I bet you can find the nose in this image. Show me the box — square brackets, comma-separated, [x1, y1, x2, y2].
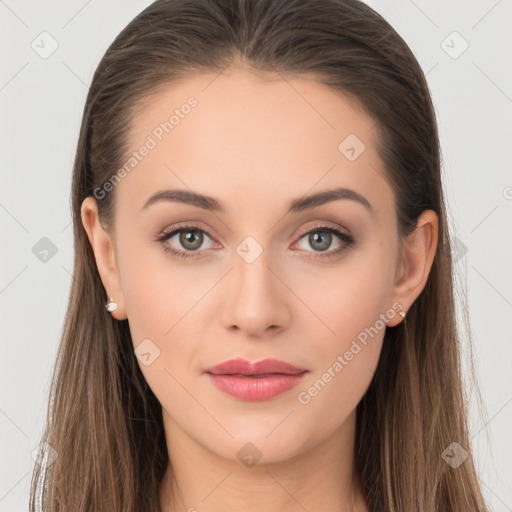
[220, 248, 292, 337]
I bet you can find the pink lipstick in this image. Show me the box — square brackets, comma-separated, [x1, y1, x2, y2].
[204, 358, 308, 401]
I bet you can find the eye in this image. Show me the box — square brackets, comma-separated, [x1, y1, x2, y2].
[156, 223, 218, 259]
[293, 224, 355, 259]
[155, 222, 355, 261]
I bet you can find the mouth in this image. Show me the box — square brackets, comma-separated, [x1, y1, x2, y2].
[204, 358, 308, 401]
[204, 357, 307, 376]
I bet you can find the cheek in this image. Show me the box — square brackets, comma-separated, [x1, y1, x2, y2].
[292, 335, 382, 456]
[116, 238, 216, 394]
[293, 243, 395, 344]
[289, 246, 393, 425]
[116, 234, 204, 339]
[116, 239, 208, 413]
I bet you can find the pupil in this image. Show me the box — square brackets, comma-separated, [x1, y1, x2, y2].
[309, 231, 331, 251]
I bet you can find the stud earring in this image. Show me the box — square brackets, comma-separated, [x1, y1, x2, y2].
[398, 310, 406, 319]
[105, 297, 118, 313]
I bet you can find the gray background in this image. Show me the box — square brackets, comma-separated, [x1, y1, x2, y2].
[1, 0, 511, 510]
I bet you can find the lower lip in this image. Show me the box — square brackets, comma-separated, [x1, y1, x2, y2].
[206, 372, 307, 401]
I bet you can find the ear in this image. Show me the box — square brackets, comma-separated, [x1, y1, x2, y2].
[80, 196, 127, 320]
[387, 209, 438, 327]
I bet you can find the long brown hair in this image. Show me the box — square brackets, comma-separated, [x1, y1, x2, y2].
[30, 0, 489, 510]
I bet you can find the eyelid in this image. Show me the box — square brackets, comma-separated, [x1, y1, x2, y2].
[295, 221, 351, 239]
[159, 221, 218, 242]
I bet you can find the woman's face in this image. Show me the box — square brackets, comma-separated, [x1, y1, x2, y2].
[93, 67, 409, 463]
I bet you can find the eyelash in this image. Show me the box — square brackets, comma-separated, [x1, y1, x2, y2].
[155, 222, 355, 260]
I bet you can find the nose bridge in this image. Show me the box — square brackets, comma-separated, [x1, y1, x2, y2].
[220, 237, 291, 335]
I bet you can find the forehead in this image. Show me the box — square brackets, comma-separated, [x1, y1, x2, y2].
[116, 66, 393, 218]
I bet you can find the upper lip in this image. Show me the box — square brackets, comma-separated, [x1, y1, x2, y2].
[204, 358, 307, 376]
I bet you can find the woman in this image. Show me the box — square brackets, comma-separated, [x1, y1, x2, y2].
[30, 0, 490, 510]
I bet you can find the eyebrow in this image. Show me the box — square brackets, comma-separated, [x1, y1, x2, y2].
[141, 187, 374, 216]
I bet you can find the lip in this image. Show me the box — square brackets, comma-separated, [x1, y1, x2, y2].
[204, 358, 306, 376]
[204, 358, 308, 401]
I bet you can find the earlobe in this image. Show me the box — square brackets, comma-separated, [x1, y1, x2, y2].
[80, 196, 127, 320]
[387, 210, 439, 327]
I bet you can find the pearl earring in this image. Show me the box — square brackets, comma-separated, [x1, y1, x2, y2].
[105, 297, 118, 313]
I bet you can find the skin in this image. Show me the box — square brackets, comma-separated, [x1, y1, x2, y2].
[81, 65, 438, 512]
